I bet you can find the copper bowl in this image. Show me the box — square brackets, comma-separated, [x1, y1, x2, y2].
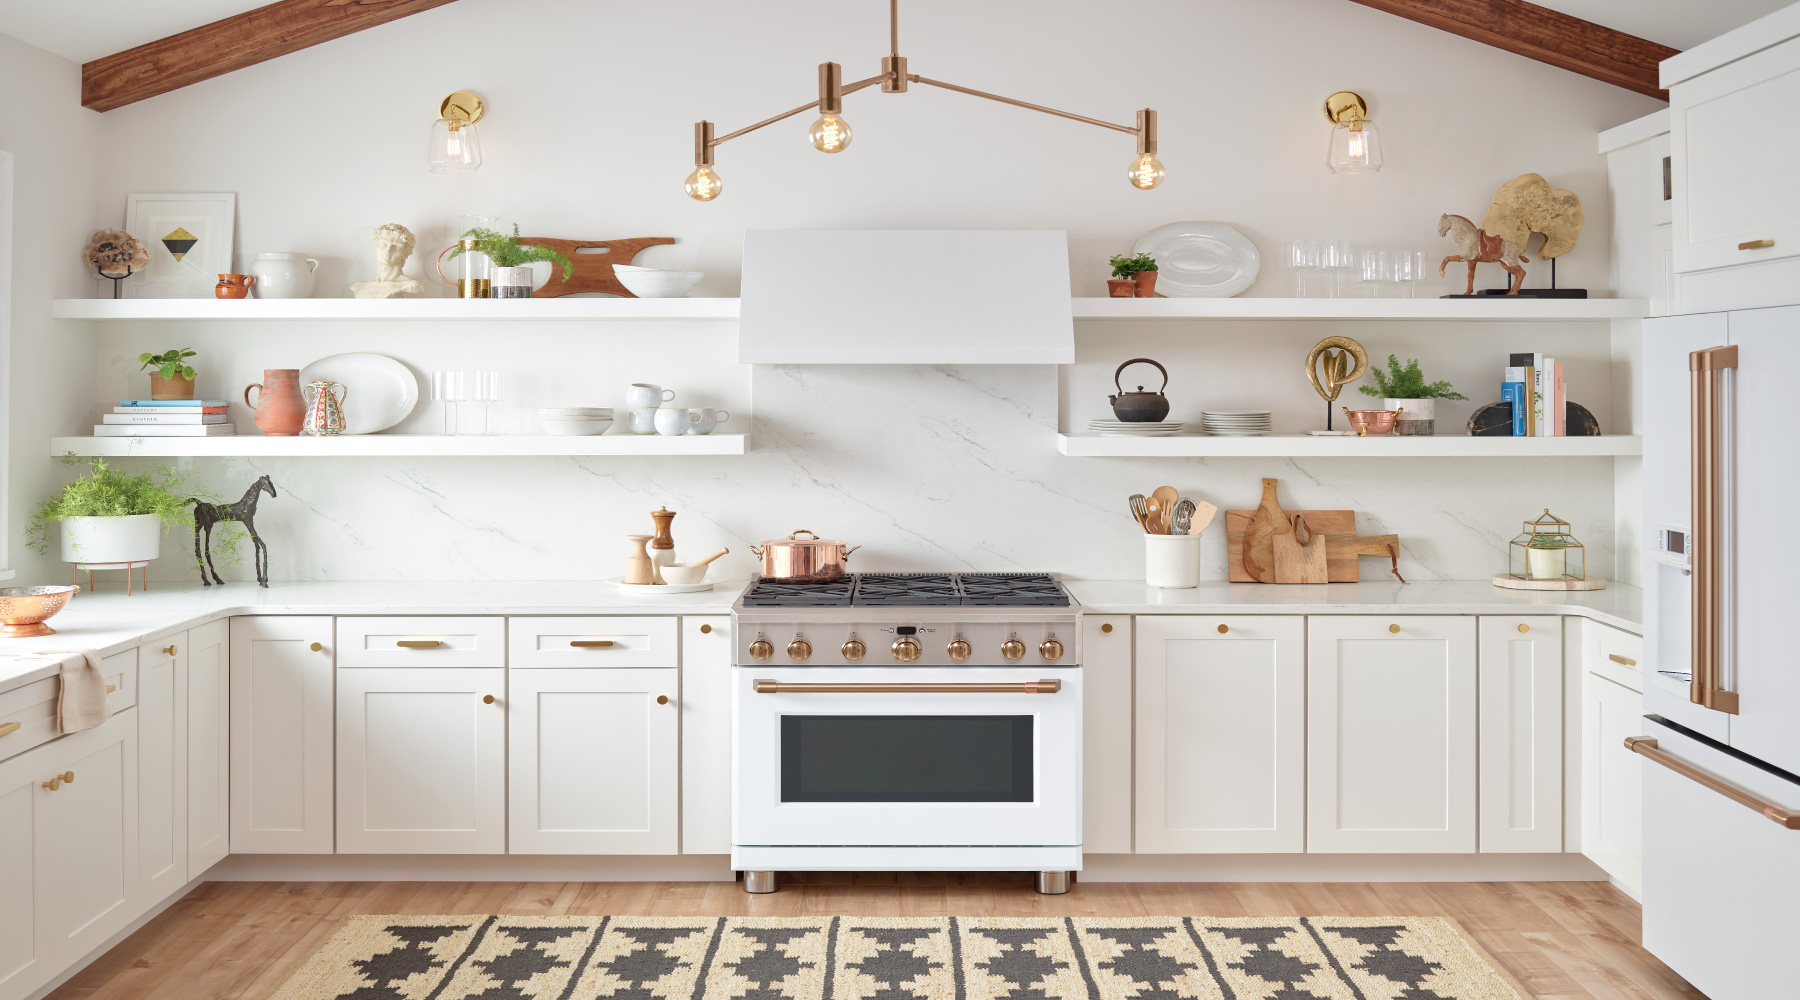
[1341, 407, 1401, 436]
[0, 586, 80, 638]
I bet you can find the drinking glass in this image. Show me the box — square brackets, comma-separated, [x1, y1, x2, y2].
[1357, 250, 1392, 296]
[431, 370, 470, 434]
[1319, 239, 1355, 297]
[473, 370, 506, 434]
[1285, 240, 1320, 297]
[1392, 251, 1429, 297]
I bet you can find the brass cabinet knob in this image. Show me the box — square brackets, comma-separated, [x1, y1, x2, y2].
[841, 639, 867, 661]
[947, 639, 972, 661]
[43, 778, 62, 791]
[1389, 624, 1402, 633]
[482, 694, 496, 705]
[787, 639, 813, 661]
[892, 637, 922, 662]
[1517, 623, 1531, 633]
[657, 695, 671, 706]
[1000, 639, 1026, 660]
[1039, 639, 1064, 661]
[162, 645, 178, 656]
[699, 623, 713, 634]
[310, 642, 323, 652]
[1217, 624, 1229, 634]
[1100, 623, 1114, 634]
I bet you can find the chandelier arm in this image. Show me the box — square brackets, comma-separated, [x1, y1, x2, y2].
[891, 0, 899, 58]
[906, 74, 1140, 136]
[710, 75, 885, 146]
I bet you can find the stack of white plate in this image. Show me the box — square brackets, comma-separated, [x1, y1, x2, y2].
[539, 406, 613, 436]
[1088, 419, 1185, 437]
[1202, 410, 1272, 436]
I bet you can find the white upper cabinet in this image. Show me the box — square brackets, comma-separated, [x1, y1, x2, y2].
[1308, 616, 1477, 853]
[1476, 617, 1563, 853]
[1082, 616, 1132, 855]
[1136, 616, 1305, 853]
[230, 616, 334, 854]
[186, 620, 230, 874]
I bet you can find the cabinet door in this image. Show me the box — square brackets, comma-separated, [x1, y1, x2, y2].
[336, 668, 505, 854]
[1137, 616, 1304, 853]
[1477, 616, 1563, 853]
[136, 637, 187, 902]
[1308, 616, 1476, 853]
[38, 712, 139, 973]
[680, 617, 731, 854]
[230, 616, 334, 854]
[186, 620, 230, 873]
[1083, 615, 1132, 854]
[0, 737, 50, 1000]
[1582, 623, 1645, 894]
[509, 668, 678, 854]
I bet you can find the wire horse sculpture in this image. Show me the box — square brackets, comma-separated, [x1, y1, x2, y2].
[191, 476, 277, 587]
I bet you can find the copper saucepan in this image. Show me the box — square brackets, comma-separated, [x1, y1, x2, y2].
[749, 530, 861, 582]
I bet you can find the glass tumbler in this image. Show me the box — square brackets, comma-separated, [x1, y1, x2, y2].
[431, 370, 471, 434]
[1393, 251, 1429, 297]
[1357, 250, 1392, 296]
[1320, 239, 1355, 298]
[1286, 240, 1321, 297]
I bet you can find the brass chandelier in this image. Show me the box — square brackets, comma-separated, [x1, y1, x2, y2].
[685, 0, 1163, 201]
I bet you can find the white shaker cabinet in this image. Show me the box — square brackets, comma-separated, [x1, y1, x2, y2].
[336, 667, 506, 854]
[136, 638, 186, 903]
[680, 617, 733, 854]
[230, 616, 334, 854]
[1136, 615, 1305, 853]
[508, 667, 679, 854]
[186, 620, 230, 873]
[1082, 616, 1132, 854]
[1308, 616, 1477, 853]
[1476, 616, 1563, 853]
[1581, 623, 1645, 894]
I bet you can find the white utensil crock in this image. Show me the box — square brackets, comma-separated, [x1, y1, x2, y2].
[248, 252, 319, 299]
[1145, 532, 1202, 589]
[60, 513, 161, 567]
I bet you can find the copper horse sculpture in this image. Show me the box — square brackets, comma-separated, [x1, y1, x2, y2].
[1438, 213, 1529, 295]
[190, 475, 276, 587]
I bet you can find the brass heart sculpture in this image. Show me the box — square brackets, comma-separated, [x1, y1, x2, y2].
[1305, 336, 1368, 403]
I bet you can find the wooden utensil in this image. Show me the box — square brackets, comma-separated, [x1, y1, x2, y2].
[1150, 486, 1179, 534]
[1239, 478, 1290, 583]
[688, 547, 730, 567]
[1188, 501, 1219, 535]
[1128, 495, 1153, 533]
[515, 236, 675, 298]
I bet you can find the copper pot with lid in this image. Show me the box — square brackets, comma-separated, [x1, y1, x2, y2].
[748, 530, 861, 582]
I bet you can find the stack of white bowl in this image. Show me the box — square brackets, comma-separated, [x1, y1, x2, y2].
[1201, 410, 1272, 436]
[539, 407, 613, 435]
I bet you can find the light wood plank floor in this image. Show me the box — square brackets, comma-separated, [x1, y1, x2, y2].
[49, 876, 1705, 1000]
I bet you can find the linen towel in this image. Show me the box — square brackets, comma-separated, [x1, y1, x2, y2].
[48, 651, 113, 733]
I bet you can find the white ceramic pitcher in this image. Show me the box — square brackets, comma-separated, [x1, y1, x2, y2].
[249, 252, 319, 299]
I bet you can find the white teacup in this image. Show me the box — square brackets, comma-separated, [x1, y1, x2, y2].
[685, 408, 731, 435]
[627, 407, 661, 434]
[627, 383, 675, 409]
[654, 407, 701, 436]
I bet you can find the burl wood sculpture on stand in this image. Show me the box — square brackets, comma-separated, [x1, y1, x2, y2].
[1440, 173, 1586, 297]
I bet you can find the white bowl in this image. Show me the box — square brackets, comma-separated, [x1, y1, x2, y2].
[540, 417, 612, 436]
[539, 406, 613, 417]
[615, 269, 704, 298]
[659, 563, 709, 585]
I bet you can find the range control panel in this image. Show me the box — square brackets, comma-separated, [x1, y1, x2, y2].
[736, 620, 1078, 667]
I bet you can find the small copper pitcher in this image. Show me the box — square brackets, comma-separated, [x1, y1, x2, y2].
[215, 273, 255, 299]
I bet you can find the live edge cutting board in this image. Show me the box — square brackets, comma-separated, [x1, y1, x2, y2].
[1226, 508, 1401, 583]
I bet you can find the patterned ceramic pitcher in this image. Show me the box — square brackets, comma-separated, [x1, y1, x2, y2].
[301, 380, 347, 436]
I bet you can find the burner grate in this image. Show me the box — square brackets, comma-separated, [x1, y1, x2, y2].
[852, 573, 960, 606]
[738, 572, 1071, 608]
[957, 573, 1068, 607]
[740, 578, 855, 607]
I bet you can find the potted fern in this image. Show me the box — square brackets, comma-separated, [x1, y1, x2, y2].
[448, 225, 574, 299]
[26, 457, 203, 573]
[1358, 354, 1468, 436]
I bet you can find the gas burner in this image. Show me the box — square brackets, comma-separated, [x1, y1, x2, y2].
[853, 573, 961, 606]
[957, 573, 1067, 606]
[740, 578, 854, 607]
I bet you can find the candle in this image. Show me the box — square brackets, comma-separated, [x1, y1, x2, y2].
[1527, 544, 1566, 580]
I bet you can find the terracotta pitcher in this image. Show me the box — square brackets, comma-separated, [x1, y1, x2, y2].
[215, 273, 255, 299]
[244, 369, 304, 436]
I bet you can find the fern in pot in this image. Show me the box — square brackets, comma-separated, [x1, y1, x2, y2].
[26, 457, 203, 574]
[1359, 354, 1467, 436]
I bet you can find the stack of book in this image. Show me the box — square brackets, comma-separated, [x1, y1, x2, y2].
[1501, 352, 1564, 436]
[96, 400, 238, 436]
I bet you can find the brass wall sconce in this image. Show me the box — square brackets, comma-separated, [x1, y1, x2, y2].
[1325, 91, 1383, 174]
[428, 91, 484, 173]
[687, 0, 1162, 200]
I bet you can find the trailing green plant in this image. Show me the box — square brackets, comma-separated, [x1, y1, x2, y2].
[448, 224, 574, 281]
[1359, 354, 1468, 401]
[1108, 252, 1159, 279]
[139, 348, 196, 381]
[25, 456, 244, 571]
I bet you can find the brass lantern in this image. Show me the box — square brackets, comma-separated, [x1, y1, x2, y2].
[1508, 509, 1585, 583]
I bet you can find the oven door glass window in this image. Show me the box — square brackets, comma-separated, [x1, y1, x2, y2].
[780, 715, 1033, 803]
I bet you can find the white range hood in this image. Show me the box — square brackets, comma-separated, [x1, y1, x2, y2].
[738, 230, 1074, 364]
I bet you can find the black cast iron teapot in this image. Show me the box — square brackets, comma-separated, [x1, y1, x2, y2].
[1109, 357, 1171, 422]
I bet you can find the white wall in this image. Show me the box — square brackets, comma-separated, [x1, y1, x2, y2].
[36, 0, 1665, 583]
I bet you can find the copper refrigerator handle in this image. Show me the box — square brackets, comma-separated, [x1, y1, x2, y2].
[1625, 737, 1798, 829]
[1690, 345, 1740, 714]
[752, 679, 1061, 694]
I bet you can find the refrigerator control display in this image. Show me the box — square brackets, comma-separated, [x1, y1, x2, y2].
[1655, 524, 1691, 569]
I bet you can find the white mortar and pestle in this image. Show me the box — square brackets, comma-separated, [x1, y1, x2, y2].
[658, 548, 729, 585]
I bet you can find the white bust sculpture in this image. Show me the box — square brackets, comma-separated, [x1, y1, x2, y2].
[350, 223, 425, 299]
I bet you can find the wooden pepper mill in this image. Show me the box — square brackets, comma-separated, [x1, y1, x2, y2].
[649, 507, 677, 584]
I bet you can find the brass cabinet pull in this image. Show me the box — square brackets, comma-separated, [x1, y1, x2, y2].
[1690, 345, 1740, 714]
[0, 721, 20, 739]
[1217, 624, 1229, 634]
[699, 624, 713, 634]
[482, 694, 496, 705]
[1517, 623, 1531, 633]
[310, 642, 324, 652]
[162, 645, 178, 655]
[43, 770, 75, 790]
[396, 639, 443, 648]
[105, 684, 117, 694]
[570, 640, 616, 648]
[754, 679, 1061, 694]
[1738, 239, 1775, 250]
[656, 695, 671, 705]
[1100, 623, 1114, 634]
[1626, 737, 1799, 829]
[1608, 652, 1638, 666]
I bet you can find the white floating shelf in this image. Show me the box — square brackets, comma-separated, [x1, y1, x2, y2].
[50, 433, 749, 458]
[1069, 297, 1648, 321]
[52, 298, 742, 321]
[1057, 433, 1642, 457]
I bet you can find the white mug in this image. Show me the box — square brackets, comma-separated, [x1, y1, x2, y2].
[627, 407, 661, 434]
[685, 407, 731, 435]
[627, 383, 676, 409]
[654, 407, 702, 436]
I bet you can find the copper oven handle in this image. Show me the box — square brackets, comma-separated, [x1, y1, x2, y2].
[1689, 345, 1740, 715]
[753, 679, 1061, 694]
[1625, 737, 1798, 829]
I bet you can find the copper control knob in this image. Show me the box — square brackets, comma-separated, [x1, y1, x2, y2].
[748, 639, 774, 661]
[1039, 639, 1065, 661]
[947, 638, 972, 661]
[787, 639, 813, 661]
[892, 637, 922, 662]
[841, 638, 867, 661]
[1001, 639, 1026, 660]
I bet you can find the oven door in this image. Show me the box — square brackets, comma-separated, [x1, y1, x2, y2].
[733, 666, 1081, 847]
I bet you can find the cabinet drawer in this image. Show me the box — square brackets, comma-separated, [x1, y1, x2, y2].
[1586, 622, 1644, 692]
[0, 651, 136, 762]
[508, 617, 678, 669]
[336, 617, 505, 669]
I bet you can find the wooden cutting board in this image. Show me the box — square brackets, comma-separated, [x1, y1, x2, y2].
[1227, 508, 1399, 583]
[1239, 478, 1289, 584]
[518, 236, 676, 298]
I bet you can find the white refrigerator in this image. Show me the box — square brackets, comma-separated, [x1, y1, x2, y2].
[1642, 306, 1800, 1000]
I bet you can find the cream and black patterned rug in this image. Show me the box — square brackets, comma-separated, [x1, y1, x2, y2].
[268, 915, 1530, 1000]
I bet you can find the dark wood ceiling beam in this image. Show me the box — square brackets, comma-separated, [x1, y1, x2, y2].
[82, 0, 460, 112]
[1345, 0, 1677, 100]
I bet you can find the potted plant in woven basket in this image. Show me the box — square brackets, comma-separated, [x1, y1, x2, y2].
[448, 225, 575, 299]
[140, 348, 197, 400]
[1358, 354, 1468, 436]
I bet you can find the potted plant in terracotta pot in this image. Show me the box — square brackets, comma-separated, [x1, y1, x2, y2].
[1108, 252, 1159, 297]
[1358, 354, 1468, 436]
[140, 348, 198, 400]
[26, 457, 214, 576]
[448, 224, 575, 299]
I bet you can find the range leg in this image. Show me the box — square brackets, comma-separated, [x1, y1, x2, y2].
[1035, 871, 1072, 895]
[744, 870, 779, 894]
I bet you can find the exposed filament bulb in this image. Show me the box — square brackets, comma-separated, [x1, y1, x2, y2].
[685, 165, 723, 201]
[1127, 153, 1165, 190]
[809, 113, 853, 153]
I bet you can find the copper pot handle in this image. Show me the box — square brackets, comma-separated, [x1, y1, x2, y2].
[787, 529, 820, 540]
[1113, 357, 1169, 395]
[842, 544, 862, 559]
[748, 544, 765, 558]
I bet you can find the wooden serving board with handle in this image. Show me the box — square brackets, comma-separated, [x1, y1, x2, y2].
[518, 236, 675, 298]
[1227, 508, 1399, 583]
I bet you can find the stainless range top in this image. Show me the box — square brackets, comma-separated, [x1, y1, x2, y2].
[731, 572, 1079, 666]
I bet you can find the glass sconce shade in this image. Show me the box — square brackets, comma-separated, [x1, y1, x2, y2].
[809, 113, 853, 153]
[1127, 153, 1165, 190]
[428, 119, 482, 173]
[685, 165, 724, 201]
[1327, 119, 1382, 174]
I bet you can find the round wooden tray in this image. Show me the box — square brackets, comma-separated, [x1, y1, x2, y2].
[1491, 573, 1606, 591]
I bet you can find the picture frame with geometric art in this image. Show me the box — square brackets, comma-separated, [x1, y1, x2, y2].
[124, 193, 236, 298]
